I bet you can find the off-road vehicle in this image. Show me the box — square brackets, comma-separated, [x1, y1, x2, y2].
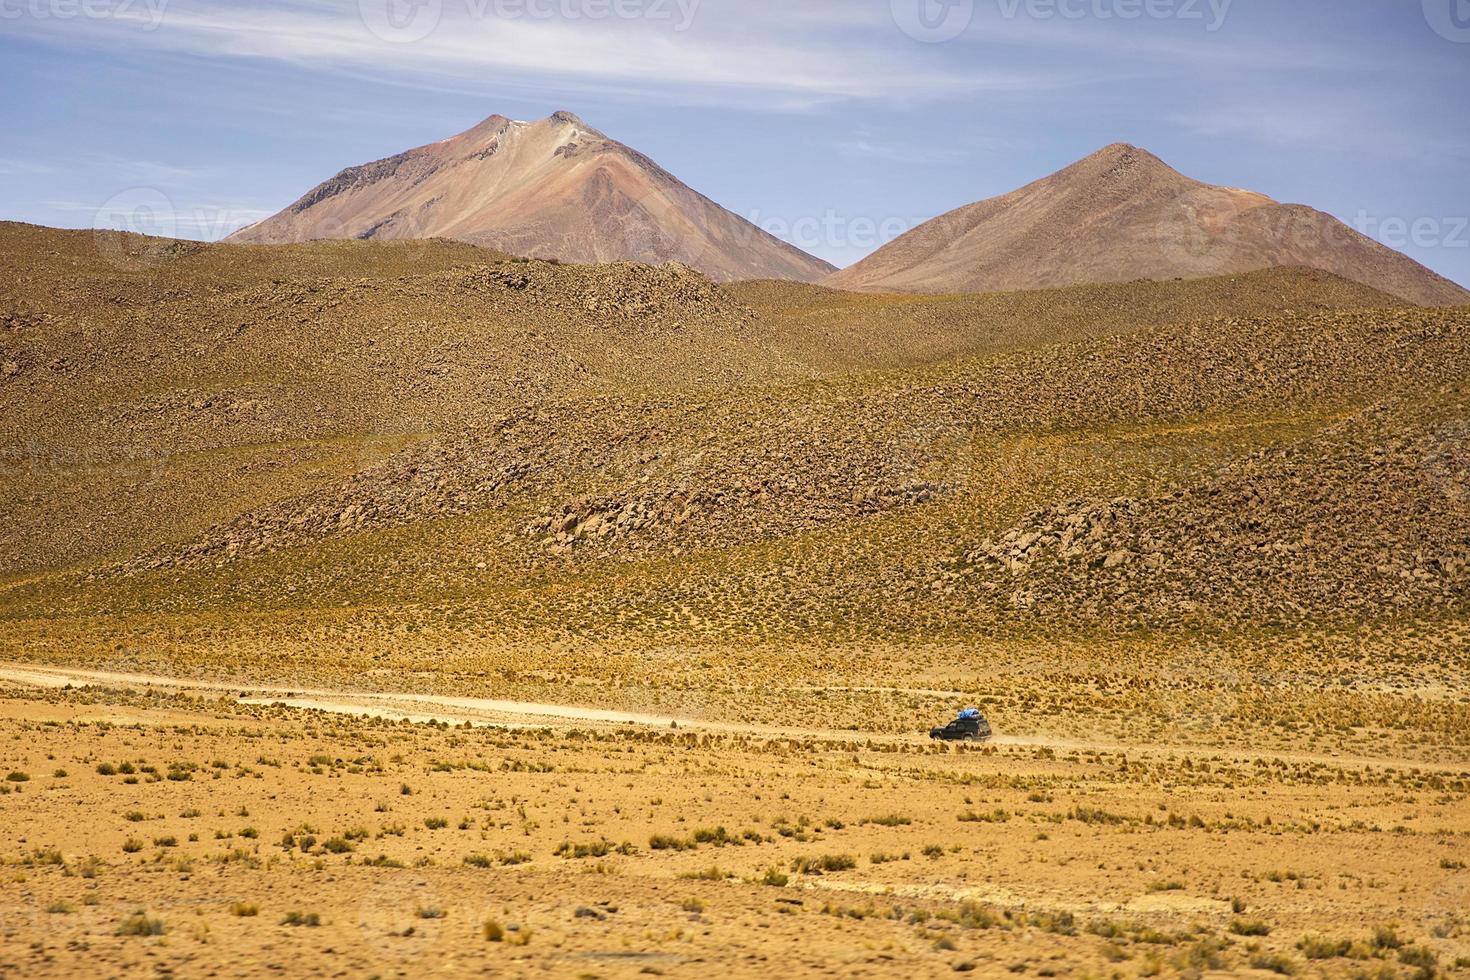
[929, 708, 992, 742]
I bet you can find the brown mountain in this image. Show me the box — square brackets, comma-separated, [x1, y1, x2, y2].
[226, 111, 835, 284]
[824, 143, 1470, 306]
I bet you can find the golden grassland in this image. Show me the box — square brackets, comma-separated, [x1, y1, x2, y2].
[0, 682, 1466, 979]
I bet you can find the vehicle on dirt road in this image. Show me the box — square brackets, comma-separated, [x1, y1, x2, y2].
[930, 707, 992, 742]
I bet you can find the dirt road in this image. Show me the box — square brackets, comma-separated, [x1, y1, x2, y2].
[0, 660, 1456, 773]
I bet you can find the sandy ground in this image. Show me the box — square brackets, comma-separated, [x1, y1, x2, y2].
[0, 674, 1467, 979]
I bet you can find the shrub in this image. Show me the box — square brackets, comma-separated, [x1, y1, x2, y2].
[1249, 952, 1296, 975]
[321, 838, 354, 854]
[555, 839, 612, 859]
[649, 834, 694, 851]
[424, 817, 448, 830]
[464, 854, 494, 869]
[1298, 935, 1350, 960]
[363, 855, 404, 868]
[1230, 918, 1272, 937]
[680, 865, 725, 881]
[1174, 938, 1227, 972]
[791, 854, 856, 875]
[281, 911, 320, 927]
[945, 901, 1000, 930]
[96, 763, 118, 776]
[1399, 946, 1438, 971]
[230, 902, 259, 917]
[1372, 925, 1405, 951]
[5, 771, 30, 782]
[760, 866, 789, 887]
[122, 838, 144, 854]
[117, 913, 165, 936]
[866, 814, 911, 827]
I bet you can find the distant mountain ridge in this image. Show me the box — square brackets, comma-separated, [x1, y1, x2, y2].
[227, 111, 836, 284]
[824, 144, 1470, 306]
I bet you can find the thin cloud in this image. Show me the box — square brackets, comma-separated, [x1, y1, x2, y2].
[0, 159, 56, 176]
[82, 154, 206, 182]
[0, 0, 1057, 105]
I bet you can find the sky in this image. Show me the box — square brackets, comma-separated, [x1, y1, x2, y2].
[1, 0, 1467, 283]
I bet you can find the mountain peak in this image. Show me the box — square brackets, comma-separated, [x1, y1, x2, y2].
[1076, 142, 1173, 174]
[224, 111, 834, 283]
[1092, 141, 1146, 157]
[825, 144, 1469, 306]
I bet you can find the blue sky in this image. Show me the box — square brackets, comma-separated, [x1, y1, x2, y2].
[1, 0, 1467, 283]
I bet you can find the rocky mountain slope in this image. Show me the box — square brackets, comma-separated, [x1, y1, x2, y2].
[2, 223, 1467, 676]
[227, 111, 835, 284]
[825, 144, 1470, 307]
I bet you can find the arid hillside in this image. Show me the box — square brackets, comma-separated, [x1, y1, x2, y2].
[227, 111, 835, 284]
[825, 144, 1470, 307]
[2, 222, 1467, 686]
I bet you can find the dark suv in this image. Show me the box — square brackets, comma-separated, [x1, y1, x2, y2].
[929, 708, 992, 742]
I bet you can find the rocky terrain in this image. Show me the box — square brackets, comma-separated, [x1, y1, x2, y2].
[227, 111, 835, 284]
[825, 144, 1470, 307]
[3, 222, 1468, 646]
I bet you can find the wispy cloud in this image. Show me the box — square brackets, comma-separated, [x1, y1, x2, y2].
[0, 159, 56, 176]
[836, 138, 966, 165]
[1, 0, 1059, 105]
[834, 133, 1025, 165]
[1179, 99, 1470, 165]
[81, 153, 206, 182]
